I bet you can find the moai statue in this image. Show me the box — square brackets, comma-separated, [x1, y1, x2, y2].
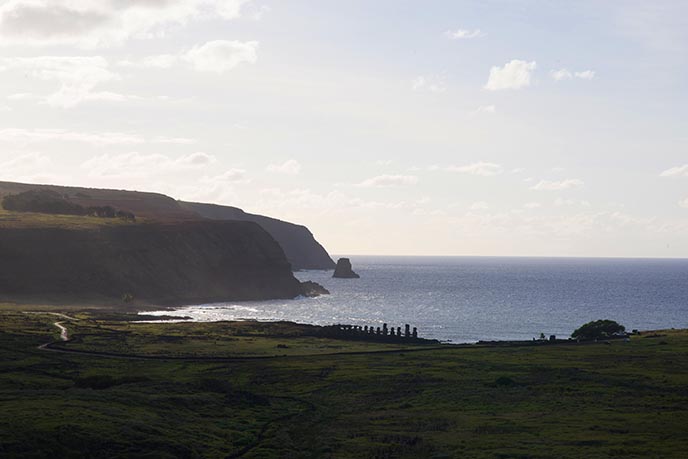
[364, 326, 369, 333]
[397, 327, 402, 337]
[412, 327, 418, 338]
[382, 323, 388, 335]
[376, 326, 381, 335]
[390, 328, 396, 336]
[405, 324, 411, 338]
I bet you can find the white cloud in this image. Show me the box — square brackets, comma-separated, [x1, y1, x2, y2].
[82, 151, 218, 179]
[444, 29, 483, 39]
[484, 60, 536, 91]
[551, 68, 596, 81]
[469, 201, 489, 210]
[0, 128, 196, 146]
[0, 55, 131, 108]
[125, 40, 259, 73]
[472, 105, 496, 115]
[555, 198, 591, 207]
[0, 152, 51, 173]
[183, 40, 258, 73]
[550, 69, 572, 81]
[574, 70, 596, 80]
[530, 178, 585, 191]
[680, 198, 688, 209]
[447, 162, 504, 176]
[660, 164, 688, 177]
[0, 0, 254, 48]
[412, 75, 446, 93]
[267, 159, 302, 175]
[357, 175, 419, 188]
[206, 168, 249, 183]
[251, 5, 271, 20]
[175, 152, 216, 167]
[524, 202, 542, 209]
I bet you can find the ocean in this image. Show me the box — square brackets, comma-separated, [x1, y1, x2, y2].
[145, 256, 688, 343]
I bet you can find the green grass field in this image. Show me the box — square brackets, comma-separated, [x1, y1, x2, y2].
[0, 208, 140, 229]
[1, 310, 687, 458]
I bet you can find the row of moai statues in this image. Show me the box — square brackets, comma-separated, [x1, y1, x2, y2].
[334, 323, 418, 339]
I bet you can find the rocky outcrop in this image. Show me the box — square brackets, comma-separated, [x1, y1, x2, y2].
[333, 258, 360, 279]
[0, 220, 303, 304]
[180, 201, 335, 271]
[300, 281, 330, 297]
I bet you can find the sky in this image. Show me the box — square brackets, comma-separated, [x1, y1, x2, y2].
[0, 0, 687, 257]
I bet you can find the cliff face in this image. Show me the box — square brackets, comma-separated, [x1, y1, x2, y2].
[180, 201, 335, 271]
[0, 220, 303, 304]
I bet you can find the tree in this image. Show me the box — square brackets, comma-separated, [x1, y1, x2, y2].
[571, 320, 625, 340]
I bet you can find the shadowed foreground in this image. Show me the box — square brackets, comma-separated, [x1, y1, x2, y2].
[1, 311, 687, 458]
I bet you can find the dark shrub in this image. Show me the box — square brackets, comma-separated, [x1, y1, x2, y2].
[572, 320, 625, 340]
[2, 190, 86, 215]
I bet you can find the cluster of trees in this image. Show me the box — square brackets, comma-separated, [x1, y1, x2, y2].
[2, 190, 135, 221]
[572, 319, 626, 340]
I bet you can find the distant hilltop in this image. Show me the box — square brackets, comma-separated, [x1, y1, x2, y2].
[0, 180, 334, 305]
[0, 181, 335, 271]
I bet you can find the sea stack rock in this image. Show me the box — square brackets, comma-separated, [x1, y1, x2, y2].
[333, 258, 360, 279]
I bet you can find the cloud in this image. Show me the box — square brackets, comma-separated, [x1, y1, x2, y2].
[412, 75, 446, 93]
[472, 105, 496, 115]
[0, 55, 132, 108]
[550, 69, 572, 81]
[469, 201, 489, 210]
[0, 0, 254, 48]
[122, 40, 259, 73]
[357, 175, 419, 188]
[555, 198, 591, 207]
[484, 60, 536, 91]
[267, 159, 301, 175]
[524, 202, 542, 209]
[251, 5, 271, 20]
[530, 178, 585, 191]
[205, 168, 249, 183]
[444, 29, 483, 39]
[175, 151, 216, 167]
[550, 68, 596, 81]
[574, 70, 596, 80]
[0, 152, 51, 172]
[680, 198, 688, 209]
[82, 151, 218, 179]
[183, 40, 258, 73]
[0, 128, 196, 146]
[660, 164, 688, 177]
[446, 162, 503, 176]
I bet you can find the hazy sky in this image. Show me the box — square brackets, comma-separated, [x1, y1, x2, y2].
[1, 0, 687, 257]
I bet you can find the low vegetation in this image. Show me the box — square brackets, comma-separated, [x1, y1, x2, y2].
[1, 309, 686, 458]
[2, 190, 136, 221]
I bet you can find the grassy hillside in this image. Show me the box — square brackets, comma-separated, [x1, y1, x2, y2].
[1, 311, 686, 458]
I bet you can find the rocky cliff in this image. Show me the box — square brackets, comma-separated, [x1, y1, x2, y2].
[333, 258, 360, 279]
[180, 201, 335, 271]
[0, 220, 303, 304]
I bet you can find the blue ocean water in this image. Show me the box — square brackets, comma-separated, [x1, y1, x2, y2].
[146, 256, 688, 343]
